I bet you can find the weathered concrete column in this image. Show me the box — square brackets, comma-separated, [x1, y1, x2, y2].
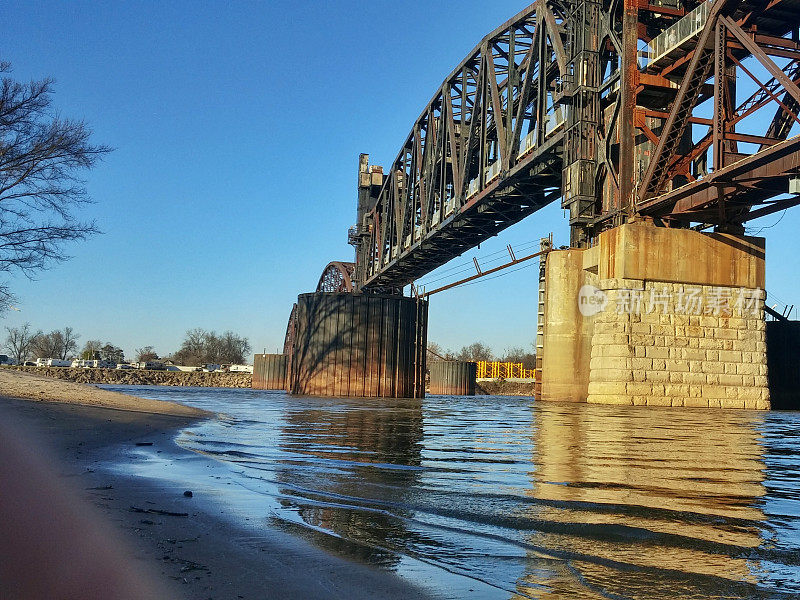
[540, 250, 595, 402]
[540, 222, 769, 409]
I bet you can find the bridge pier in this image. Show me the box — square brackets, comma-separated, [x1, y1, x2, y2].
[252, 354, 288, 390]
[287, 292, 427, 398]
[540, 222, 769, 409]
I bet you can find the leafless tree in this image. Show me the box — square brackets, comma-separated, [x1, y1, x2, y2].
[427, 341, 444, 362]
[500, 345, 537, 370]
[32, 327, 79, 359]
[218, 330, 251, 364]
[0, 61, 111, 310]
[4, 322, 41, 364]
[60, 326, 79, 359]
[135, 346, 159, 362]
[172, 328, 206, 365]
[0, 284, 14, 314]
[426, 341, 455, 362]
[32, 331, 63, 359]
[100, 343, 124, 364]
[455, 342, 495, 362]
[172, 329, 251, 366]
[80, 339, 103, 360]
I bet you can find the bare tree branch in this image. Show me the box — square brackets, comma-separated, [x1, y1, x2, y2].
[4, 322, 41, 364]
[0, 61, 111, 311]
[171, 329, 252, 366]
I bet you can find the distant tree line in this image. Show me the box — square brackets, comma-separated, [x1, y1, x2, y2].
[2, 323, 252, 366]
[171, 328, 252, 366]
[80, 339, 125, 363]
[2, 323, 127, 364]
[427, 341, 536, 370]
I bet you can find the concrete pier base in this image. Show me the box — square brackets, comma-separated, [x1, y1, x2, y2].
[540, 222, 769, 409]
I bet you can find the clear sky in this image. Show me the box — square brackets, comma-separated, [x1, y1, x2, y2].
[2, 1, 799, 362]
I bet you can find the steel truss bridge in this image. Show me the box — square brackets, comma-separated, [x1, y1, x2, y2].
[336, 0, 800, 294]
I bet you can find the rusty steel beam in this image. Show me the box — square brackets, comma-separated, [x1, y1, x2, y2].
[619, 0, 638, 215]
[330, 0, 800, 294]
[316, 262, 355, 293]
[356, 2, 567, 291]
[635, 1, 800, 227]
[638, 0, 736, 202]
[638, 136, 800, 219]
[424, 249, 548, 297]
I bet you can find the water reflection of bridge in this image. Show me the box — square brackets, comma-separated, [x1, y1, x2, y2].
[276, 398, 424, 568]
[272, 395, 781, 598]
[513, 404, 769, 599]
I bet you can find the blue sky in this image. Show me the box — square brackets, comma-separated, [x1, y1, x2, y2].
[1, 1, 799, 361]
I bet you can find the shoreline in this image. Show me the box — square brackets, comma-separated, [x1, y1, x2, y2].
[0, 394, 434, 599]
[3, 365, 537, 396]
[3, 364, 251, 389]
[0, 368, 212, 416]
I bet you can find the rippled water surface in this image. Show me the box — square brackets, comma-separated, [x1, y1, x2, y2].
[106, 386, 800, 599]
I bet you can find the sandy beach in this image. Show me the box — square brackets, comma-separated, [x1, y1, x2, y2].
[0, 371, 433, 600]
[0, 368, 210, 416]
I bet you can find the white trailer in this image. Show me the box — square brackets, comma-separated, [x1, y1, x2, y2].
[40, 358, 71, 367]
[137, 361, 165, 371]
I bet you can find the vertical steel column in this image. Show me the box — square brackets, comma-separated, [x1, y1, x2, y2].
[713, 21, 726, 173]
[534, 235, 552, 400]
[619, 0, 638, 217]
[562, 0, 602, 247]
[351, 154, 384, 291]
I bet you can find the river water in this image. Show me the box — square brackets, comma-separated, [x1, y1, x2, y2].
[105, 386, 800, 599]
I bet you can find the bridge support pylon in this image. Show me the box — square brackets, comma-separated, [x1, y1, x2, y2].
[286, 292, 427, 399]
[539, 222, 769, 409]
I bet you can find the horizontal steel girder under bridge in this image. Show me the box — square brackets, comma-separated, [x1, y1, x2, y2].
[348, 0, 800, 293]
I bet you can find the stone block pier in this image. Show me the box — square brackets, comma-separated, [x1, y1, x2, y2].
[539, 222, 770, 409]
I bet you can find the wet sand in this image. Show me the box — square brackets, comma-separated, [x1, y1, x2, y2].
[0, 368, 209, 416]
[0, 384, 434, 599]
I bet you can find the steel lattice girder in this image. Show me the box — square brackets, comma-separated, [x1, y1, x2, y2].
[360, 2, 570, 291]
[637, 0, 800, 226]
[353, 0, 800, 291]
[316, 262, 355, 293]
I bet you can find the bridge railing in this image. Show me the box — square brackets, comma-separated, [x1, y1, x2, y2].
[476, 361, 535, 380]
